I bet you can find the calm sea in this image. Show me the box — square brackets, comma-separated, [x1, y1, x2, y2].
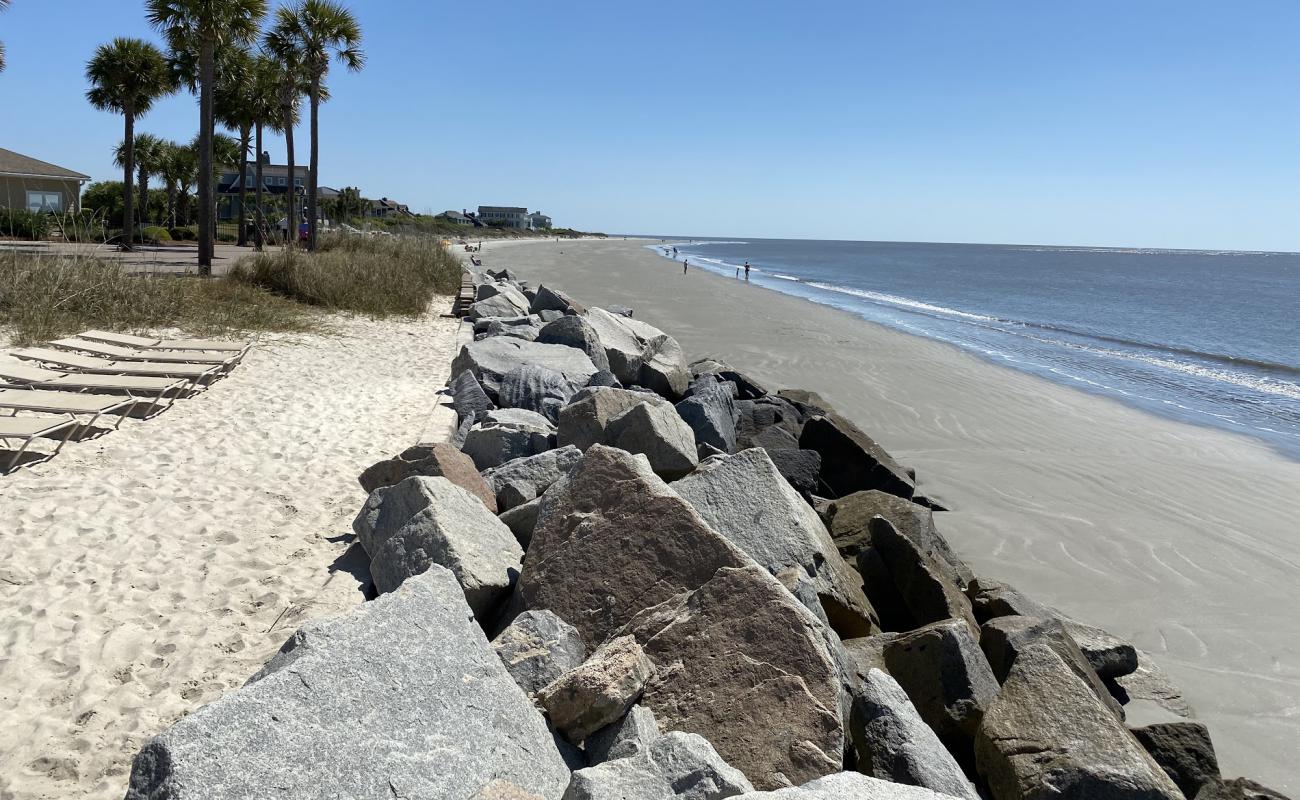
[649, 239, 1300, 460]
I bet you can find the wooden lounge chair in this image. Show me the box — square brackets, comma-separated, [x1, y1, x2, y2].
[0, 388, 140, 432]
[77, 329, 250, 353]
[50, 338, 237, 368]
[0, 415, 77, 472]
[0, 362, 191, 416]
[10, 348, 222, 382]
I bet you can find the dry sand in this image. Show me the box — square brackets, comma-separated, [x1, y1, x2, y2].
[0, 307, 461, 799]
[476, 237, 1300, 792]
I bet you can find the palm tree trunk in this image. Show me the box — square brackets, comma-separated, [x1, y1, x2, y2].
[121, 109, 135, 252]
[307, 79, 320, 252]
[255, 121, 265, 250]
[197, 40, 215, 274]
[167, 180, 176, 229]
[138, 165, 149, 228]
[283, 84, 297, 250]
[237, 124, 252, 247]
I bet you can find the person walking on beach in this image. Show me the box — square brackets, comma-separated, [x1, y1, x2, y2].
[744, 261, 751, 280]
[683, 259, 688, 274]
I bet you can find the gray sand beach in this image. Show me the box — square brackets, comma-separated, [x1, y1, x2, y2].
[478, 237, 1300, 791]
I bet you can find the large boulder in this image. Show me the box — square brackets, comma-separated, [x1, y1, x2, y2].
[799, 414, 915, 499]
[452, 338, 599, 401]
[1131, 721, 1220, 798]
[1194, 778, 1290, 800]
[481, 317, 543, 342]
[557, 387, 673, 451]
[500, 496, 544, 548]
[620, 565, 845, 790]
[492, 609, 587, 697]
[676, 384, 739, 454]
[482, 445, 583, 511]
[980, 614, 1124, 720]
[584, 705, 661, 765]
[1059, 617, 1139, 679]
[975, 643, 1182, 800]
[519, 445, 752, 648]
[530, 284, 585, 315]
[966, 578, 1050, 622]
[858, 517, 978, 636]
[358, 442, 497, 512]
[537, 315, 611, 372]
[1110, 648, 1195, 719]
[124, 567, 571, 800]
[584, 307, 647, 384]
[462, 411, 556, 470]
[604, 400, 699, 480]
[451, 369, 496, 421]
[563, 731, 754, 800]
[469, 286, 531, 320]
[733, 772, 961, 799]
[538, 635, 654, 744]
[822, 491, 972, 586]
[849, 668, 980, 799]
[362, 476, 523, 617]
[499, 364, 582, 422]
[766, 448, 822, 496]
[636, 333, 691, 400]
[673, 448, 877, 637]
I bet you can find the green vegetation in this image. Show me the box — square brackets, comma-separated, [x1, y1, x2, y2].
[0, 209, 51, 241]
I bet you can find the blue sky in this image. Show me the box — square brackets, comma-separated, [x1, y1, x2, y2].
[3, 1, 1299, 250]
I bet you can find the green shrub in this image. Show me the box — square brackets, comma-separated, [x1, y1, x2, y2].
[0, 209, 51, 240]
[141, 226, 172, 244]
[169, 226, 197, 241]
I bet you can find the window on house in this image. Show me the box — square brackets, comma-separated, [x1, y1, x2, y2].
[294, 177, 303, 186]
[26, 190, 63, 213]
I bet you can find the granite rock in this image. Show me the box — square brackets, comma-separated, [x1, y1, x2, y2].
[799, 413, 915, 499]
[604, 399, 700, 480]
[492, 609, 587, 696]
[538, 635, 654, 744]
[563, 731, 754, 800]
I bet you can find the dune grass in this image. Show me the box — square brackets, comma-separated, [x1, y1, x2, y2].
[227, 234, 462, 317]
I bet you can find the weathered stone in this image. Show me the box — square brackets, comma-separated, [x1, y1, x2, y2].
[499, 481, 535, 510]
[1110, 649, 1195, 719]
[473, 314, 536, 335]
[471, 780, 546, 800]
[736, 399, 803, 450]
[584, 704, 661, 765]
[537, 309, 565, 324]
[492, 609, 587, 696]
[975, 643, 1182, 800]
[849, 668, 980, 800]
[358, 442, 497, 512]
[486, 267, 520, 282]
[604, 400, 699, 480]
[980, 615, 1124, 720]
[636, 333, 691, 399]
[519, 445, 751, 648]
[776, 388, 832, 418]
[799, 414, 915, 499]
[364, 477, 523, 617]
[563, 731, 754, 800]
[530, 284, 585, 315]
[673, 449, 876, 637]
[474, 281, 503, 302]
[859, 517, 978, 636]
[607, 304, 634, 317]
[470, 287, 531, 320]
[454, 411, 477, 448]
[1060, 617, 1139, 679]
[584, 307, 647, 384]
[585, 369, 621, 388]
[538, 635, 653, 743]
[882, 619, 999, 756]
[500, 496, 543, 548]
[675, 384, 738, 453]
[1194, 778, 1290, 800]
[766, 448, 822, 496]
[824, 491, 972, 587]
[840, 633, 901, 680]
[351, 486, 387, 553]
[709, 368, 768, 400]
[689, 357, 731, 377]
[452, 337, 599, 401]
[462, 422, 555, 470]
[733, 772, 959, 799]
[745, 424, 800, 451]
[483, 445, 583, 511]
[499, 363, 582, 422]
[1131, 721, 1220, 797]
[557, 387, 672, 451]
[537, 315, 611, 372]
[620, 565, 845, 790]
[482, 407, 557, 429]
[451, 369, 496, 421]
[124, 567, 570, 800]
[484, 318, 543, 342]
[965, 577, 1050, 622]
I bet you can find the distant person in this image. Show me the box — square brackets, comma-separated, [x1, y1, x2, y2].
[735, 266, 740, 278]
[683, 259, 688, 274]
[672, 246, 678, 256]
[744, 261, 751, 281]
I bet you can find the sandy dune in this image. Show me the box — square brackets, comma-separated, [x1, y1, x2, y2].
[0, 307, 460, 799]
[478, 238, 1300, 793]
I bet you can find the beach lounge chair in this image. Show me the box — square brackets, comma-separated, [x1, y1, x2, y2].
[0, 388, 140, 432]
[0, 361, 191, 416]
[49, 338, 238, 368]
[76, 329, 250, 353]
[0, 415, 77, 472]
[10, 348, 222, 382]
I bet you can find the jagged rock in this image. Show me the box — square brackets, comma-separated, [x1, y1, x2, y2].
[483, 317, 543, 341]
[462, 422, 555, 470]
[492, 610, 587, 696]
[607, 304, 634, 317]
[975, 643, 1182, 800]
[473, 314, 537, 335]
[675, 384, 739, 453]
[452, 369, 496, 421]
[358, 443, 497, 512]
[689, 357, 731, 377]
[745, 424, 800, 451]
[483, 445, 583, 511]
[858, 517, 977, 636]
[766, 449, 822, 496]
[620, 565, 844, 790]
[966, 578, 1049, 622]
[530, 284, 585, 315]
[584, 705, 661, 765]
[1060, 617, 1139, 679]
[454, 411, 477, 448]
[1194, 778, 1290, 800]
[519, 445, 751, 647]
[124, 567, 570, 800]
[482, 407, 556, 428]
[849, 668, 980, 800]
[824, 491, 972, 587]
[980, 615, 1124, 720]
[563, 731, 754, 800]
[711, 368, 768, 400]
[537, 309, 565, 324]
[499, 364, 582, 422]
[584, 307, 647, 384]
[499, 481, 534, 510]
[776, 389, 832, 418]
[883, 618, 999, 760]
[636, 333, 691, 400]
[475, 282, 503, 301]
[363, 477, 523, 617]
[538, 635, 654, 743]
[351, 486, 386, 552]
[733, 772, 960, 799]
[799, 414, 915, 499]
[486, 267, 520, 282]
[604, 400, 699, 480]
[537, 315, 611, 372]
[452, 337, 599, 401]
[840, 633, 901, 679]
[557, 387, 671, 451]
[1131, 721, 1220, 797]
[673, 449, 876, 637]
[736, 398, 803, 450]
[586, 369, 621, 388]
[470, 287, 531, 320]
[1110, 649, 1195, 719]
[500, 496, 543, 548]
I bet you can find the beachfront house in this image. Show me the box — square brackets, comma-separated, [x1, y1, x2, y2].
[477, 205, 531, 229]
[370, 197, 413, 218]
[216, 152, 309, 222]
[437, 209, 474, 225]
[0, 147, 90, 214]
[529, 211, 552, 230]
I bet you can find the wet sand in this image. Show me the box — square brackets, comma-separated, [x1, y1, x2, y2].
[480, 237, 1300, 791]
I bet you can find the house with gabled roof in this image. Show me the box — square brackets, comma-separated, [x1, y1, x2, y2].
[0, 147, 91, 214]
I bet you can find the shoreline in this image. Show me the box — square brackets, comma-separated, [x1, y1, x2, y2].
[471, 237, 1300, 792]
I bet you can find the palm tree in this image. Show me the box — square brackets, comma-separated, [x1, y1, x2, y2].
[156, 140, 196, 228]
[266, 1, 363, 251]
[215, 47, 255, 246]
[0, 0, 10, 74]
[147, 0, 267, 274]
[115, 132, 166, 229]
[86, 38, 173, 248]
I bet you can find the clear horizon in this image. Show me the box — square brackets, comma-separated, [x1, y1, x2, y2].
[3, 1, 1299, 251]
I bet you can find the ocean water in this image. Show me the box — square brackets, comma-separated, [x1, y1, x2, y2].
[649, 239, 1300, 459]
